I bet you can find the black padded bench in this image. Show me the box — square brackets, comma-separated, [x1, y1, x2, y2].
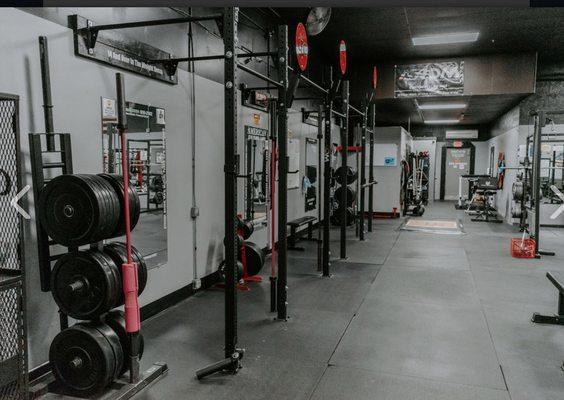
[287, 216, 317, 251]
[532, 272, 564, 325]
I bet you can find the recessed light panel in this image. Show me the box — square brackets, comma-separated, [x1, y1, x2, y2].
[412, 32, 479, 46]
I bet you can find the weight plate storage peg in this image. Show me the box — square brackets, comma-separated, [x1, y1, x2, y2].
[38, 174, 120, 247]
[49, 322, 124, 396]
[104, 310, 145, 377]
[334, 166, 358, 185]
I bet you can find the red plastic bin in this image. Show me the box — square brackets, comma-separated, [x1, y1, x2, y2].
[510, 238, 536, 259]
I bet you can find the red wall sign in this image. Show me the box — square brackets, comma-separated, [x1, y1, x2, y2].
[339, 40, 347, 75]
[295, 23, 309, 72]
[372, 66, 378, 90]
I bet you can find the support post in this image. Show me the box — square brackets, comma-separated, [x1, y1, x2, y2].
[359, 99, 367, 241]
[532, 112, 542, 257]
[322, 90, 333, 277]
[317, 104, 323, 272]
[340, 80, 350, 259]
[276, 24, 289, 321]
[223, 7, 239, 359]
[368, 103, 375, 232]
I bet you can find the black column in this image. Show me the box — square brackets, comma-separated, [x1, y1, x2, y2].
[359, 100, 367, 241]
[322, 99, 333, 276]
[368, 104, 375, 232]
[223, 7, 238, 358]
[276, 25, 289, 320]
[340, 80, 349, 259]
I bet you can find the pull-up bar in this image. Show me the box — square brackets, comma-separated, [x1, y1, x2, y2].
[79, 14, 222, 34]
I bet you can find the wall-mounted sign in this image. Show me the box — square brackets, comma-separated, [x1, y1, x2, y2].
[339, 40, 347, 76]
[102, 98, 166, 133]
[70, 15, 178, 85]
[295, 23, 309, 72]
[395, 61, 464, 98]
[244, 125, 268, 138]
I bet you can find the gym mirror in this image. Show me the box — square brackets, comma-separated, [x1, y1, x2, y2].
[101, 98, 168, 269]
[540, 144, 564, 201]
[244, 126, 269, 223]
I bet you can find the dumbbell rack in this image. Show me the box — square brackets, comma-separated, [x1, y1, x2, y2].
[28, 133, 168, 399]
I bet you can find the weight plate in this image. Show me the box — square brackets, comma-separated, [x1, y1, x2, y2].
[104, 311, 143, 377]
[49, 323, 116, 396]
[218, 260, 244, 281]
[94, 175, 122, 239]
[80, 174, 118, 243]
[149, 175, 164, 192]
[98, 174, 141, 237]
[334, 166, 358, 185]
[103, 242, 148, 298]
[51, 250, 118, 320]
[238, 241, 265, 276]
[92, 322, 124, 381]
[330, 206, 355, 226]
[39, 174, 104, 247]
[512, 181, 524, 201]
[89, 249, 122, 317]
[237, 217, 254, 240]
[334, 186, 356, 207]
[150, 191, 164, 205]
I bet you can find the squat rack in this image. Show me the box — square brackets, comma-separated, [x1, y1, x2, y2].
[74, 6, 286, 379]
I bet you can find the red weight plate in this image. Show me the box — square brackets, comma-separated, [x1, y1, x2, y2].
[295, 23, 308, 72]
[339, 40, 347, 76]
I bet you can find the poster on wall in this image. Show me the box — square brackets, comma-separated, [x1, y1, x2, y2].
[367, 143, 398, 167]
[395, 61, 464, 98]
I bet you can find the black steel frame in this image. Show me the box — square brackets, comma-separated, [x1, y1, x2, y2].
[339, 81, 350, 259]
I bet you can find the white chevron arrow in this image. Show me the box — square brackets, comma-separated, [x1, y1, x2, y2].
[10, 185, 30, 220]
[550, 185, 564, 220]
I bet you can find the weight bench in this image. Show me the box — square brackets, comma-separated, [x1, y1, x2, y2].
[470, 177, 503, 223]
[287, 216, 317, 251]
[532, 272, 564, 325]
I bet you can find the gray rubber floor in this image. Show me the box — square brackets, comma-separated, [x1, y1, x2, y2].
[134, 202, 564, 400]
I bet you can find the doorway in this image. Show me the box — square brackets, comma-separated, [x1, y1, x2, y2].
[440, 142, 475, 200]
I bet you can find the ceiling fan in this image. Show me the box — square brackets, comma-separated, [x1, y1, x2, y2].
[306, 8, 332, 36]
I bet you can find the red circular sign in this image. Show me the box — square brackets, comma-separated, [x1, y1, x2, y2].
[295, 23, 308, 72]
[339, 40, 347, 76]
[372, 66, 378, 89]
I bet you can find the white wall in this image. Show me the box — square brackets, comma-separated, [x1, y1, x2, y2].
[0, 8, 331, 368]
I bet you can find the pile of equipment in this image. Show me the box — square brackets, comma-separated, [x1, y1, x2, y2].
[331, 165, 357, 226]
[218, 216, 265, 282]
[400, 152, 429, 217]
[38, 173, 146, 396]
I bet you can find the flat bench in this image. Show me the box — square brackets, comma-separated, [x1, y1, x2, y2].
[287, 216, 317, 251]
[532, 272, 564, 325]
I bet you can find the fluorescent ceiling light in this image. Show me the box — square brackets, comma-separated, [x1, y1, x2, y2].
[425, 119, 460, 124]
[412, 32, 479, 46]
[418, 103, 466, 110]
